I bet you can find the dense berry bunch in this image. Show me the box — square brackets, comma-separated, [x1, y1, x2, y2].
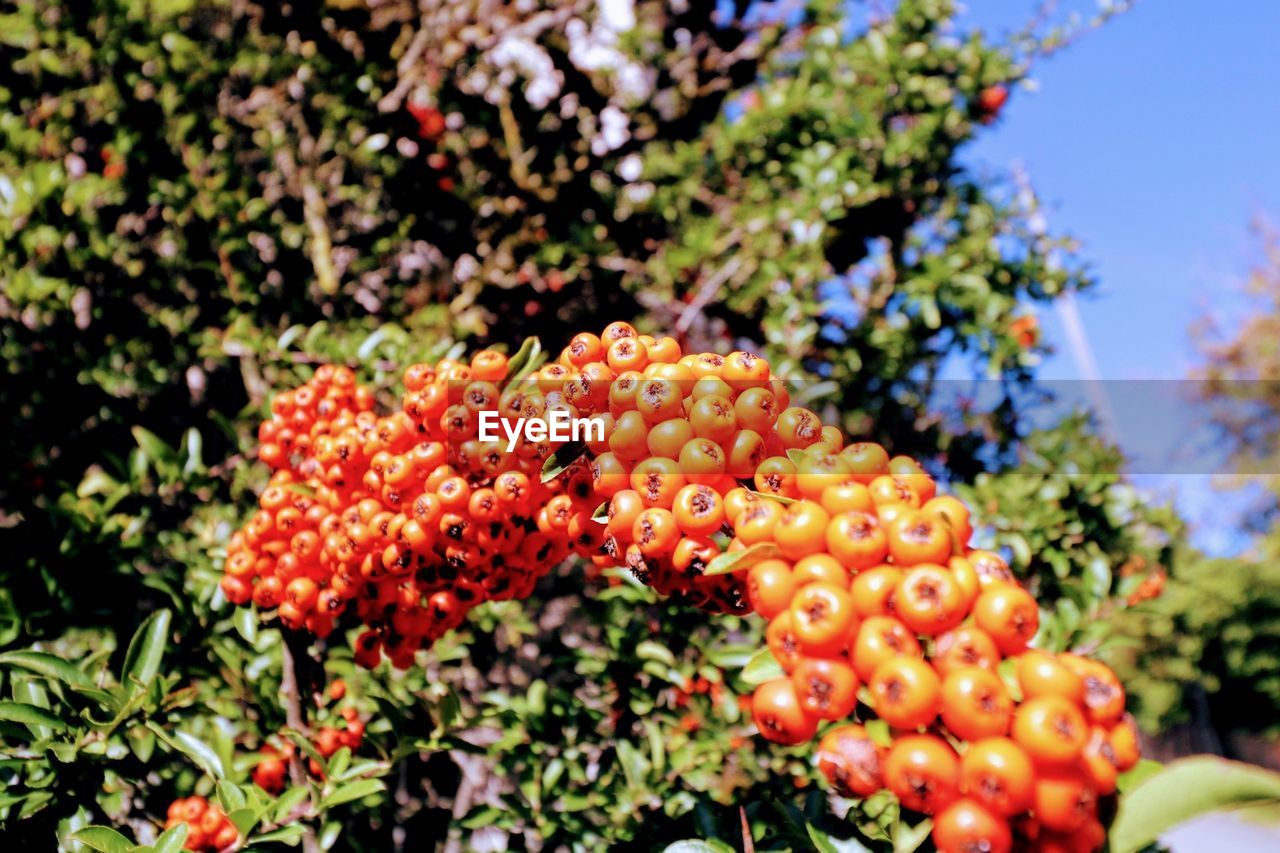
[220, 349, 600, 667]
[731, 448, 1138, 851]
[251, 706, 367, 793]
[162, 796, 237, 851]
[222, 321, 1137, 850]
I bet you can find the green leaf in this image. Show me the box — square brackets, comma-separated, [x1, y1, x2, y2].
[892, 817, 933, 853]
[70, 826, 134, 853]
[662, 842, 735, 853]
[233, 606, 258, 645]
[322, 778, 385, 809]
[1110, 757, 1280, 853]
[121, 609, 172, 693]
[504, 336, 544, 387]
[0, 589, 20, 646]
[540, 442, 586, 483]
[704, 542, 781, 576]
[0, 700, 68, 732]
[149, 724, 228, 779]
[131, 426, 177, 465]
[748, 489, 796, 505]
[217, 781, 248, 813]
[152, 822, 189, 853]
[273, 786, 311, 823]
[252, 825, 306, 846]
[0, 650, 93, 688]
[740, 647, 784, 685]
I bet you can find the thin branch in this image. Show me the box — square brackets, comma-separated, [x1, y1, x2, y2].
[281, 632, 320, 853]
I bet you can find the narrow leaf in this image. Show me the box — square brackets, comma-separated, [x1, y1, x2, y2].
[540, 442, 586, 484]
[1109, 757, 1280, 853]
[704, 542, 781, 576]
[0, 700, 68, 732]
[322, 778, 385, 809]
[70, 826, 133, 853]
[0, 651, 93, 688]
[121, 609, 172, 693]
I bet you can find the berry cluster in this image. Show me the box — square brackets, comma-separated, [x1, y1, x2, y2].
[220, 350, 599, 667]
[222, 322, 1137, 851]
[162, 796, 236, 852]
[251, 705, 367, 793]
[732, 443, 1137, 851]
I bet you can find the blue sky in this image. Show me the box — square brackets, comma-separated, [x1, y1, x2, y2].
[954, 1, 1280, 554]
[962, 0, 1280, 380]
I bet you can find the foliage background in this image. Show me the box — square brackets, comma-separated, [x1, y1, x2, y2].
[1, 0, 1276, 850]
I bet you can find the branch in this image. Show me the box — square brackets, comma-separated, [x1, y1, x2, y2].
[281, 632, 320, 853]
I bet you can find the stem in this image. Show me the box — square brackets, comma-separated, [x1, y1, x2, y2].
[281, 631, 321, 853]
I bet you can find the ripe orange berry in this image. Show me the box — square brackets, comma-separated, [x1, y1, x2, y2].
[960, 737, 1035, 817]
[825, 511, 889, 570]
[894, 564, 965, 635]
[1012, 695, 1088, 765]
[887, 510, 952, 566]
[933, 626, 1002, 677]
[766, 611, 803, 673]
[1016, 650, 1085, 704]
[940, 666, 1013, 740]
[1109, 715, 1140, 771]
[632, 508, 680, 558]
[791, 656, 860, 721]
[851, 615, 922, 682]
[1060, 655, 1126, 726]
[932, 798, 1012, 853]
[773, 500, 831, 560]
[973, 584, 1040, 656]
[789, 583, 857, 656]
[746, 559, 796, 619]
[1033, 770, 1097, 832]
[816, 724, 885, 797]
[751, 678, 819, 745]
[885, 734, 961, 814]
[868, 656, 941, 730]
[850, 565, 901, 618]
[671, 484, 726, 537]
[792, 553, 851, 589]
[1081, 726, 1120, 795]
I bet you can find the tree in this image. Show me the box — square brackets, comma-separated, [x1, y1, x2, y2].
[2, 1, 1194, 850]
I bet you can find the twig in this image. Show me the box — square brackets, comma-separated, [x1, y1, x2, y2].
[739, 805, 755, 853]
[675, 255, 746, 334]
[281, 632, 320, 853]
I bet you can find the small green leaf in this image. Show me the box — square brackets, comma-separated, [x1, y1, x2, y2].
[149, 724, 228, 779]
[748, 489, 796, 505]
[70, 826, 134, 853]
[635, 641, 677, 667]
[662, 841, 735, 853]
[540, 442, 586, 483]
[131, 426, 177, 464]
[892, 817, 933, 853]
[252, 825, 306, 846]
[0, 650, 93, 688]
[1110, 757, 1280, 853]
[0, 700, 68, 732]
[323, 778, 385, 809]
[740, 647, 784, 685]
[504, 336, 544, 387]
[273, 786, 311, 823]
[121, 609, 172, 693]
[232, 607, 258, 645]
[152, 822, 189, 853]
[704, 542, 781, 576]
